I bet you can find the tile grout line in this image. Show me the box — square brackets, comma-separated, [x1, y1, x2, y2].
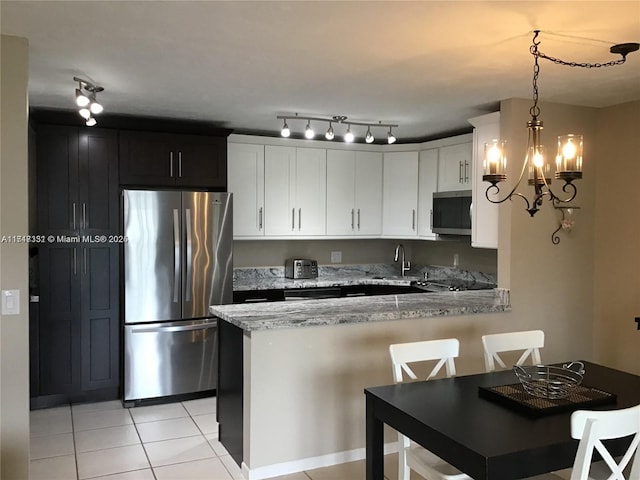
[127, 403, 159, 480]
[70, 404, 80, 480]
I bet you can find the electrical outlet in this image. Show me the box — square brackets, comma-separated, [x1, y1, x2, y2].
[330, 251, 342, 263]
[453, 253, 459, 268]
[1, 289, 20, 315]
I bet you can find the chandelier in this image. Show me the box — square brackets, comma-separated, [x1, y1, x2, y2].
[277, 113, 398, 144]
[482, 31, 639, 244]
[73, 76, 104, 126]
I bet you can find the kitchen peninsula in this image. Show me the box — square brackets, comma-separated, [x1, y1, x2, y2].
[211, 267, 509, 480]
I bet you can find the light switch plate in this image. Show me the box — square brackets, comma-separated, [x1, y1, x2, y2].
[1, 289, 20, 315]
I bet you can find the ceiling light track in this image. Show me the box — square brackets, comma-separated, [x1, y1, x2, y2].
[73, 76, 104, 127]
[276, 114, 398, 144]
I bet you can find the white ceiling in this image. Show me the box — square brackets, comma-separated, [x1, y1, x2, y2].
[2, 1, 639, 142]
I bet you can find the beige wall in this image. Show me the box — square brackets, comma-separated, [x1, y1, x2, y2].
[593, 100, 640, 375]
[234, 236, 497, 274]
[0, 34, 30, 480]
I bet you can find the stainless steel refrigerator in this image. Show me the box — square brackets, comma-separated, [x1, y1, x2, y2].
[123, 190, 232, 403]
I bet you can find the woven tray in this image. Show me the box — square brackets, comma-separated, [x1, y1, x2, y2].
[479, 382, 617, 418]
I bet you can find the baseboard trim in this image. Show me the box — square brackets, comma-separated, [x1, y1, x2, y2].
[241, 442, 398, 480]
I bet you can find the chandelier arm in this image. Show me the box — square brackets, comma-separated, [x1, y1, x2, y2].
[485, 185, 533, 211]
[548, 182, 578, 204]
[551, 223, 563, 245]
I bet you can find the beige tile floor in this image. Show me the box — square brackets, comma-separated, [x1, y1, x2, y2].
[29, 397, 400, 480]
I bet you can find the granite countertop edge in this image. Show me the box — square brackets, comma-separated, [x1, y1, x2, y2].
[210, 289, 510, 332]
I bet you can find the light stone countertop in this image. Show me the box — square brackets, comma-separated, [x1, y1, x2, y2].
[211, 288, 510, 331]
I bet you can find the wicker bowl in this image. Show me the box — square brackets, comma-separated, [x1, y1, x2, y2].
[513, 361, 585, 399]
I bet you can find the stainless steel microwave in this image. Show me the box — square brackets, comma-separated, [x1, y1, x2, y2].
[432, 190, 472, 235]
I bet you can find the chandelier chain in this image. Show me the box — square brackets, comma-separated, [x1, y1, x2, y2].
[537, 50, 627, 69]
[529, 33, 541, 118]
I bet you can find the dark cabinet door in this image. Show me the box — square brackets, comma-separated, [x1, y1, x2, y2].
[174, 136, 227, 188]
[119, 131, 227, 188]
[37, 126, 80, 235]
[80, 243, 120, 391]
[78, 129, 119, 234]
[119, 131, 174, 186]
[38, 245, 82, 396]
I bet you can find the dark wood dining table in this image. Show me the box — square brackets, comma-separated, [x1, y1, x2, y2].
[364, 361, 640, 480]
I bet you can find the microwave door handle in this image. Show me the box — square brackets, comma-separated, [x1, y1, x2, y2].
[185, 208, 192, 302]
[173, 208, 180, 303]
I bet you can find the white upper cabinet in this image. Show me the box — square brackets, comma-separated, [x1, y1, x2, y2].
[382, 151, 419, 238]
[468, 112, 500, 249]
[228, 143, 265, 237]
[437, 141, 473, 191]
[418, 148, 438, 239]
[326, 150, 383, 237]
[264, 145, 326, 237]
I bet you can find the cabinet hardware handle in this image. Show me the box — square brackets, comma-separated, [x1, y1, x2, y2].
[292, 208, 295, 230]
[298, 208, 301, 231]
[185, 208, 192, 302]
[170, 152, 174, 177]
[72, 203, 77, 230]
[173, 209, 180, 303]
[73, 248, 77, 275]
[412, 209, 416, 230]
[464, 160, 470, 183]
[430, 209, 433, 229]
[357, 209, 361, 230]
[83, 248, 87, 275]
[459, 161, 463, 183]
[259, 207, 263, 230]
[82, 203, 87, 229]
[351, 209, 355, 230]
[179, 152, 183, 177]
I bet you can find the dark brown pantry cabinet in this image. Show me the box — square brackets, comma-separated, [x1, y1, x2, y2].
[34, 125, 120, 407]
[119, 130, 227, 188]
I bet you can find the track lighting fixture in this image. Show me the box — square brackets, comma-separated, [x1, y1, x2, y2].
[483, 30, 639, 244]
[304, 121, 315, 139]
[73, 76, 104, 126]
[325, 123, 335, 140]
[365, 127, 374, 144]
[276, 114, 398, 144]
[387, 127, 396, 145]
[281, 120, 291, 138]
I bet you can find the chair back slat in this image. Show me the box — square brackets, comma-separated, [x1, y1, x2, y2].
[390, 338, 460, 383]
[481, 330, 544, 372]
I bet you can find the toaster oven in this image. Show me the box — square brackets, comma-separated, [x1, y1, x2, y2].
[285, 259, 318, 279]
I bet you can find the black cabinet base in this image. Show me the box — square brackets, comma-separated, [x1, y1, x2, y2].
[30, 387, 119, 410]
[122, 389, 216, 409]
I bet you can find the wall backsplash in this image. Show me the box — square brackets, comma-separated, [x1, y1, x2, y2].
[233, 238, 497, 274]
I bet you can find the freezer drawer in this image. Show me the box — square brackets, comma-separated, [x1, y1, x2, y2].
[124, 319, 217, 401]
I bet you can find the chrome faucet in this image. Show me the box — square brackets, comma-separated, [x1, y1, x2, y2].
[394, 244, 411, 277]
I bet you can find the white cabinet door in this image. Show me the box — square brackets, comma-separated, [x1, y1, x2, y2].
[469, 112, 500, 249]
[326, 150, 382, 236]
[295, 147, 326, 236]
[326, 150, 356, 236]
[354, 151, 382, 236]
[418, 149, 438, 239]
[264, 145, 326, 237]
[382, 151, 419, 238]
[264, 145, 296, 236]
[437, 142, 473, 191]
[228, 143, 265, 237]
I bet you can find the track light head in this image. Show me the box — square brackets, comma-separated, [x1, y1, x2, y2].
[344, 125, 355, 143]
[90, 99, 103, 115]
[86, 117, 97, 127]
[305, 121, 315, 139]
[387, 128, 397, 144]
[365, 127, 375, 144]
[325, 123, 335, 140]
[79, 108, 91, 120]
[281, 120, 291, 138]
[75, 88, 90, 107]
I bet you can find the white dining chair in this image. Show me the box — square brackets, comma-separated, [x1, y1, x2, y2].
[531, 403, 640, 480]
[481, 330, 544, 372]
[389, 339, 472, 480]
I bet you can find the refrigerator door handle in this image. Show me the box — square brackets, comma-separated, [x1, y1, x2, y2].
[185, 208, 192, 302]
[173, 208, 180, 303]
[129, 322, 216, 334]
